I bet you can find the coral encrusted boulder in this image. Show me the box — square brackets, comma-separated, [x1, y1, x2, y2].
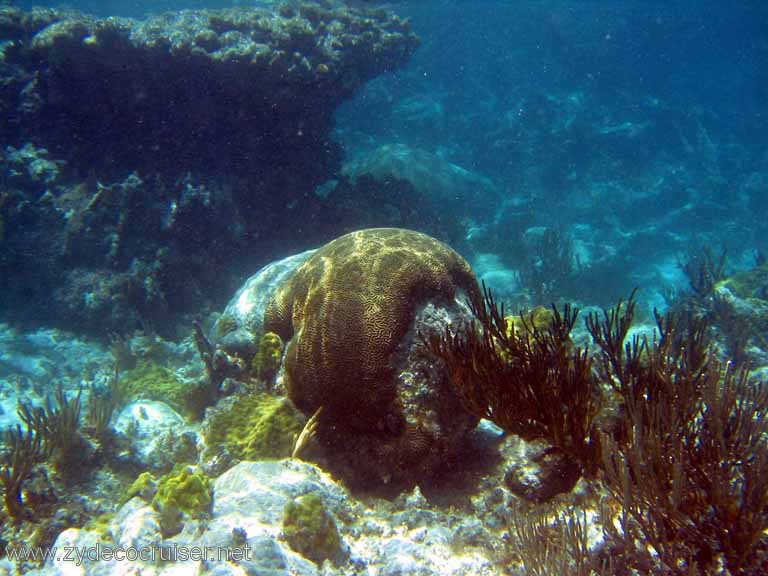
[264, 228, 482, 487]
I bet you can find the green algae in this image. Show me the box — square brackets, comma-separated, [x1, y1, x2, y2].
[251, 331, 284, 384]
[121, 361, 212, 420]
[205, 393, 304, 461]
[282, 492, 342, 565]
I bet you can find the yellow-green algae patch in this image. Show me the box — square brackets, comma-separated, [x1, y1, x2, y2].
[121, 471, 157, 505]
[251, 331, 284, 383]
[152, 465, 212, 518]
[82, 512, 116, 542]
[205, 393, 304, 461]
[716, 262, 768, 300]
[121, 361, 212, 420]
[282, 492, 342, 565]
[505, 305, 557, 338]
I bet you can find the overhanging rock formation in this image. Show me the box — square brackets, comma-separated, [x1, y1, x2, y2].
[0, 3, 418, 177]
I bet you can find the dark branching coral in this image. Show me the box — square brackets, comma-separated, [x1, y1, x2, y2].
[1, 384, 94, 518]
[507, 507, 594, 576]
[678, 244, 728, 300]
[0, 425, 44, 520]
[428, 283, 768, 572]
[422, 282, 602, 478]
[587, 294, 768, 575]
[518, 227, 586, 305]
[45, 384, 86, 478]
[86, 367, 128, 443]
[18, 383, 89, 482]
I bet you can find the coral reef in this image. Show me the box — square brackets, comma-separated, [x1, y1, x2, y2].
[0, 4, 418, 178]
[0, 3, 418, 338]
[2, 2, 767, 571]
[264, 228, 481, 486]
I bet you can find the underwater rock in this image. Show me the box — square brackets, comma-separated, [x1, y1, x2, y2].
[113, 400, 199, 473]
[2, 143, 63, 189]
[211, 459, 351, 527]
[264, 228, 481, 487]
[343, 144, 500, 245]
[42, 462, 337, 574]
[282, 492, 346, 565]
[711, 262, 768, 365]
[112, 497, 163, 552]
[36, 458, 510, 576]
[200, 460, 351, 575]
[35, 528, 106, 575]
[0, 324, 110, 383]
[344, 144, 499, 207]
[503, 440, 582, 503]
[206, 249, 316, 388]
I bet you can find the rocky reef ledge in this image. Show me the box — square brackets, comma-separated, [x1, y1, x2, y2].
[0, 2, 418, 176]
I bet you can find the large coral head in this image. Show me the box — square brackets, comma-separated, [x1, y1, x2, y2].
[264, 228, 480, 484]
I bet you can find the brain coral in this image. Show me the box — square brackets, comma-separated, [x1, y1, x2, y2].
[264, 228, 480, 482]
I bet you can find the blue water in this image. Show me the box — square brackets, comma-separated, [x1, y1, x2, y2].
[336, 0, 768, 306]
[3, 0, 767, 311]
